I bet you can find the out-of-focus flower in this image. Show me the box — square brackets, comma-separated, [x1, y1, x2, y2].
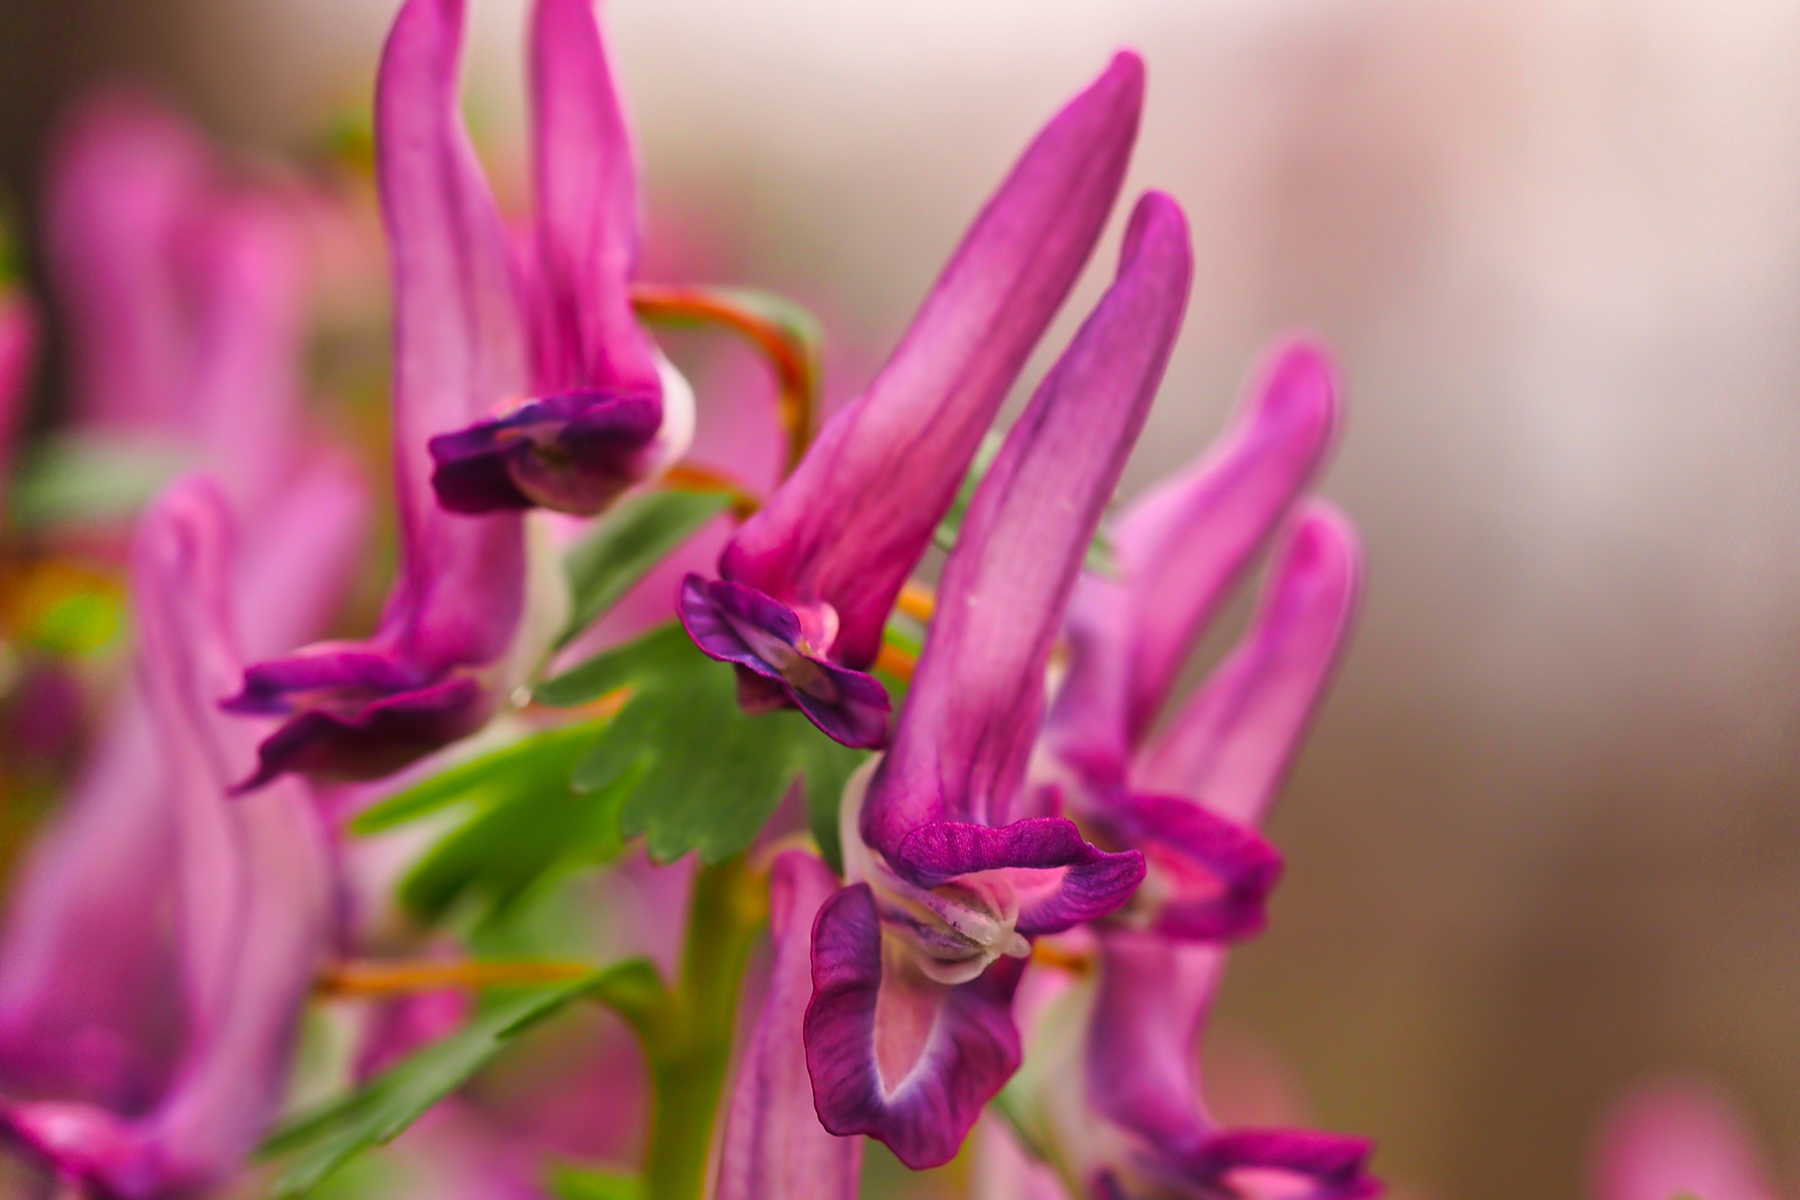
[801, 191, 1190, 1170]
[1591, 1079, 1780, 1200]
[0, 274, 37, 493]
[715, 850, 862, 1200]
[43, 93, 324, 519]
[0, 479, 335, 1199]
[425, 0, 693, 516]
[678, 52, 1145, 749]
[1046, 344, 1344, 940]
[226, 0, 571, 790]
[993, 348, 1376, 1199]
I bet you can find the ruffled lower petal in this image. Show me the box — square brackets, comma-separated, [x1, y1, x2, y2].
[680, 575, 891, 749]
[805, 883, 1024, 1169]
[889, 817, 1145, 937]
[427, 387, 662, 515]
[1102, 794, 1282, 941]
[230, 675, 487, 793]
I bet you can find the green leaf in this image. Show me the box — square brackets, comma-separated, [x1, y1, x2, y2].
[536, 624, 867, 869]
[933, 428, 1117, 575]
[349, 722, 625, 925]
[10, 433, 192, 529]
[548, 1166, 645, 1200]
[352, 724, 603, 835]
[558, 489, 733, 648]
[263, 966, 644, 1198]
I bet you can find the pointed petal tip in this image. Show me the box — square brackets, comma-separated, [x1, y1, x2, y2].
[1094, 49, 1147, 114]
[1255, 335, 1342, 442]
[1118, 190, 1193, 284]
[1279, 502, 1365, 613]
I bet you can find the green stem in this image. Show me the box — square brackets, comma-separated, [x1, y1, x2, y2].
[639, 854, 768, 1200]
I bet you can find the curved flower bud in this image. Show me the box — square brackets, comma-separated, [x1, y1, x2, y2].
[226, 0, 547, 790]
[0, 458, 364, 1112]
[1039, 335, 1359, 942]
[426, 0, 690, 515]
[682, 51, 1146, 743]
[717, 851, 863, 1200]
[803, 191, 1190, 1169]
[997, 932, 1376, 1200]
[0, 479, 334, 1199]
[1049, 342, 1340, 789]
[1084, 930, 1379, 1200]
[1592, 1080, 1778, 1200]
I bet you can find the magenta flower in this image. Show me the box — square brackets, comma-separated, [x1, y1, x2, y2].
[225, 0, 573, 790]
[1592, 1079, 1779, 1200]
[715, 850, 863, 1200]
[0, 281, 37, 488]
[794, 191, 1191, 1170]
[0, 479, 335, 1199]
[679, 51, 1145, 749]
[994, 346, 1377, 1198]
[1045, 343, 1347, 941]
[44, 92, 324, 515]
[424, 0, 691, 516]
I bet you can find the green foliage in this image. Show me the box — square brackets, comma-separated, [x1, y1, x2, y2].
[262, 962, 663, 1198]
[558, 489, 733, 649]
[351, 722, 622, 924]
[934, 428, 1118, 574]
[549, 1166, 644, 1200]
[10, 433, 191, 529]
[536, 623, 866, 871]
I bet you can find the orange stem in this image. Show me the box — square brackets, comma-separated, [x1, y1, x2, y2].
[874, 641, 916, 684]
[318, 959, 594, 997]
[631, 284, 818, 475]
[895, 581, 936, 624]
[661, 463, 761, 520]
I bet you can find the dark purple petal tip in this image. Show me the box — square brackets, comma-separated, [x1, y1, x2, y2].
[888, 816, 1145, 936]
[427, 387, 662, 515]
[804, 883, 1023, 1170]
[1109, 793, 1284, 941]
[229, 674, 487, 794]
[678, 575, 891, 749]
[1189, 1128, 1383, 1200]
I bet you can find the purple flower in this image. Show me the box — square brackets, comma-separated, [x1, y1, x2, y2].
[715, 850, 863, 1200]
[680, 51, 1146, 748]
[0, 479, 336, 1199]
[0, 282, 37, 490]
[225, 0, 573, 790]
[800, 191, 1192, 1169]
[993, 346, 1377, 1198]
[1046, 343, 1351, 940]
[1000, 932, 1378, 1200]
[44, 92, 327, 515]
[1592, 1080, 1779, 1200]
[424, 0, 692, 516]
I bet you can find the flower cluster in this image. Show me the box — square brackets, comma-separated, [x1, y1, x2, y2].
[0, 1, 1391, 1198]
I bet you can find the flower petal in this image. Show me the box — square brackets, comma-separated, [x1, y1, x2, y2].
[1048, 340, 1340, 783]
[527, 0, 658, 394]
[1100, 794, 1282, 941]
[1132, 504, 1361, 827]
[721, 52, 1145, 670]
[3, 479, 333, 1197]
[428, 387, 662, 514]
[44, 91, 207, 431]
[375, 0, 528, 673]
[0, 289, 38, 488]
[1593, 1081, 1778, 1200]
[864, 192, 1190, 856]
[1089, 929, 1378, 1200]
[806, 883, 1025, 1169]
[680, 575, 891, 749]
[891, 818, 1144, 937]
[717, 852, 862, 1200]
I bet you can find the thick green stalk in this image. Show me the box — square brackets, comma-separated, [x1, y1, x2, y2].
[639, 854, 768, 1200]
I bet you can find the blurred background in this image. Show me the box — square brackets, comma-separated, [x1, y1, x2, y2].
[1, 1, 1798, 1198]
